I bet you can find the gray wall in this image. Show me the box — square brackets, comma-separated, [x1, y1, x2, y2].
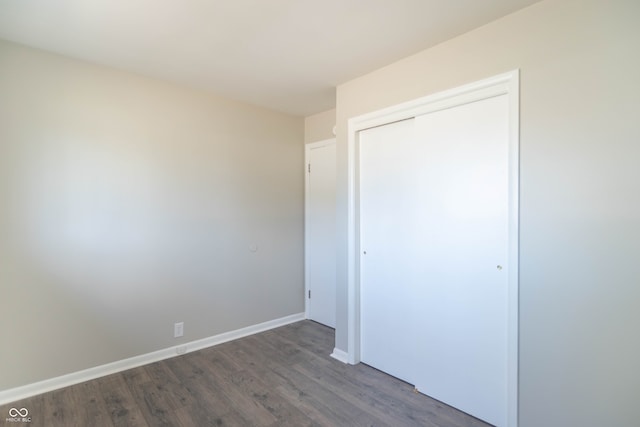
[304, 109, 336, 144]
[334, 0, 640, 426]
[0, 40, 304, 391]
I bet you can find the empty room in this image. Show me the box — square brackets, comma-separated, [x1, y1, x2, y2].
[1, 1, 638, 426]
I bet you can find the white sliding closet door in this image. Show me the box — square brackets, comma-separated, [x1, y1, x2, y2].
[359, 95, 509, 427]
[360, 118, 418, 384]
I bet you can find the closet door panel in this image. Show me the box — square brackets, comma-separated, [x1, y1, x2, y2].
[359, 118, 421, 384]
[412, 95, 509, 427]
[358, 94, 509, 427]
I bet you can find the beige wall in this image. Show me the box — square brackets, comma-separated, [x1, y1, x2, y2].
[334, 0, 640, 426]
[0, 40, 304, 391]
[304, 109, 336, 144]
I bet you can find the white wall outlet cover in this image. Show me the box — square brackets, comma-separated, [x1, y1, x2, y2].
[174, 322, 184, 338]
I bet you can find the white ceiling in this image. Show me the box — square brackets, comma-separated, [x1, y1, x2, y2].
[0, 0, 541, 116]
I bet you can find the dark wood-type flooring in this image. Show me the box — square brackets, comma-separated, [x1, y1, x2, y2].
[1, 320, 491, 426]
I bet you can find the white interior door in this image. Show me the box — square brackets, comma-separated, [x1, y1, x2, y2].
[305, 140, 336, 328]
[359, 95, 509, 426]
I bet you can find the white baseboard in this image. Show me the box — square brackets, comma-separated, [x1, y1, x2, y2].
[330, 347, 349, 364]
[0, 312, 305, 406]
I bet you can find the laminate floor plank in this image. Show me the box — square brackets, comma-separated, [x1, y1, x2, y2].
[171, 352, 274, 426]
[184, 352, 277, 427]
[349, 363, 489, 427]
[42, 386, 85, 427]
[271, 321, 335, 355]
[227, 336, 386, 426]
[122, 368, 185, 427]
[292, 362, 439, 427]
[71, 379, 115, 427]
[197, 345, 245, 374]
[205, 351, 318, 427]
[289, 351, 469, 427]
[97, 373, 150, 427]
[143, 362, 192, 410]
[173, 403, 247, 427]
[163, 355, 241, 426]
[4, 394, 44, 427]
[1, 321, 492, 426]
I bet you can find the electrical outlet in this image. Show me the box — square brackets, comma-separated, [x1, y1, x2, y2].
[174, 322, 184, 338]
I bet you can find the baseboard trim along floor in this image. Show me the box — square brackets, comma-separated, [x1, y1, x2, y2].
[330, 347, 349, 364]
[0, 312, 305, 406]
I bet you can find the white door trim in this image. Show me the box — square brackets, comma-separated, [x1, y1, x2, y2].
[346, 70, 519, 426]
[305, 138, 336, 323]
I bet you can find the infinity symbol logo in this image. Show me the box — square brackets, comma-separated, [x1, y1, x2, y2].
[8, 407, 28, 417]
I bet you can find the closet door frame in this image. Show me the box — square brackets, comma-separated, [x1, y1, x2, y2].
[346, 70, 520, 426]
